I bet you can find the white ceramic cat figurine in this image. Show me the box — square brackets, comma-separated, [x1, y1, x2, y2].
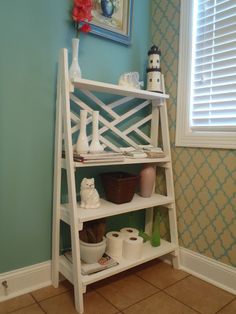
[80, 178, 100, 209]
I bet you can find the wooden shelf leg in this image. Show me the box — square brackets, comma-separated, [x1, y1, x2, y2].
[172, 250, 180, 269]
[52, 54, 63, 288]
[167, 204, 180, 269]
[160, 100, 180, 269]
[61, 49, 84, 313]
[71, 226, 84, 314]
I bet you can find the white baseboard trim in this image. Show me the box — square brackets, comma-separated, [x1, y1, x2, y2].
[179, 247, 236, 295]
[0, 261, 52, 302]
[1, 248, 235, 302]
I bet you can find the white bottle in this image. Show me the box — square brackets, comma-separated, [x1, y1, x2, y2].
[89, 111, 104, 153]
[69, 38, 82, 82]
[76, 110, 89, 154]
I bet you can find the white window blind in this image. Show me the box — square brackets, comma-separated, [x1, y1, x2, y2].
[191, 0, 236, 131]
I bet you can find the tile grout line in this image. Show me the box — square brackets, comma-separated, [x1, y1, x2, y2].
[30, 293, 38, 303]
[133, 273, 164, 291]
[162, 290, 202, 314]
[103, 272, 196, 312]
[37, 302, 47, 314]
[4, 284, 72, 314]
[30, 289, 72, 303]
[7, 303, 40, 314]
[30, 293, 47, 313]
[5, 294, 36, 314]
[95, 289, 123, 313]
[134, 271, 191, 291]
[95, 273, 161, 312]
[117, 274, 202, 314]
[215, 297, 236, 313]
[91, 273, 235, 314]
[78, 265, 191, 312]
[116, 290, 162, 312]
[159, 274, 191, 290]
[162, 275, 236, 314]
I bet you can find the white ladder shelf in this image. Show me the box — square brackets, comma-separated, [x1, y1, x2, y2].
[52, 49, 179, 314]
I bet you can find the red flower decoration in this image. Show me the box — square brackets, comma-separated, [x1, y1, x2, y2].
[72, 0, 93, 34]
[80, 23, 91, 33]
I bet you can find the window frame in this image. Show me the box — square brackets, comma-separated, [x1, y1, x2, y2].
[175, 0, 236, 149]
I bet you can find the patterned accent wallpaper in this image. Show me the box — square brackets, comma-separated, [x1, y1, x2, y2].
[152, 0, 236, 267]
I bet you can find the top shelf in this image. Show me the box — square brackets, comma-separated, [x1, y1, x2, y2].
[71, 78, 169, 101]
[61, 156, 170, 168]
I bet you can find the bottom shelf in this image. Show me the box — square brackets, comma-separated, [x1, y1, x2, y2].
[59, 239, 178, 287]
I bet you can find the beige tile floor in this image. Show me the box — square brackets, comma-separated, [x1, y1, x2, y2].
[1, 260, 235, 314]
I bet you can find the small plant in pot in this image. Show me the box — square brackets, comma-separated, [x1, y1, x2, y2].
[79, 218, 106, 264]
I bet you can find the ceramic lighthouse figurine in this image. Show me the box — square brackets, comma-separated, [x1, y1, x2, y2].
[146, 45, 163, 93]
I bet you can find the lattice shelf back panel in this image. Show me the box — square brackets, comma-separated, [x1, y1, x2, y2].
[69, 89, 154, 151]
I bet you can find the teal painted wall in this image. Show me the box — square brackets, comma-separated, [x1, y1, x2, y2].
[0, 0, 151, 273]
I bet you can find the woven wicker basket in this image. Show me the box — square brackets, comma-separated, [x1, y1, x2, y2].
[101, 172, 138, 204]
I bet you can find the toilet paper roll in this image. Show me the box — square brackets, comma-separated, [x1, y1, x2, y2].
[120, 227, 139, 237]
[106, 231, 125, 258]
[122, 236, 143, 260]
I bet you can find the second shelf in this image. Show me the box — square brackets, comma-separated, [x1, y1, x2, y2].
[60, 193, 174, 224]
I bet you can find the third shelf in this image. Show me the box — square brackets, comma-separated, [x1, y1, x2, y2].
[59, 239, 178, 287]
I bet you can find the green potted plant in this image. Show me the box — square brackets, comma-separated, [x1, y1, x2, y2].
[79, 218, 106, 263]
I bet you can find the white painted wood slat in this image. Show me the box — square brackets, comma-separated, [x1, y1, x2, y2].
[70, 93, 152, 149]
[73, 78, 169, 100]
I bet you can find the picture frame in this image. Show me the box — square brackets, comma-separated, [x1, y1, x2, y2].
[90, 0, 134, 45]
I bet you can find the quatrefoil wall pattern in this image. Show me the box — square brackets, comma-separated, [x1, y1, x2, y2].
[152, 0, 236, 267]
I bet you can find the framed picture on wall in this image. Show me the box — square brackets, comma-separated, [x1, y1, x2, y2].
[90, 0, 134, 45]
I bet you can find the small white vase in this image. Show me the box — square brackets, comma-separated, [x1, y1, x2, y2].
[89, 111, 104, 153]
[69, 38, 82, 82]
[76, 110, 89, 154]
